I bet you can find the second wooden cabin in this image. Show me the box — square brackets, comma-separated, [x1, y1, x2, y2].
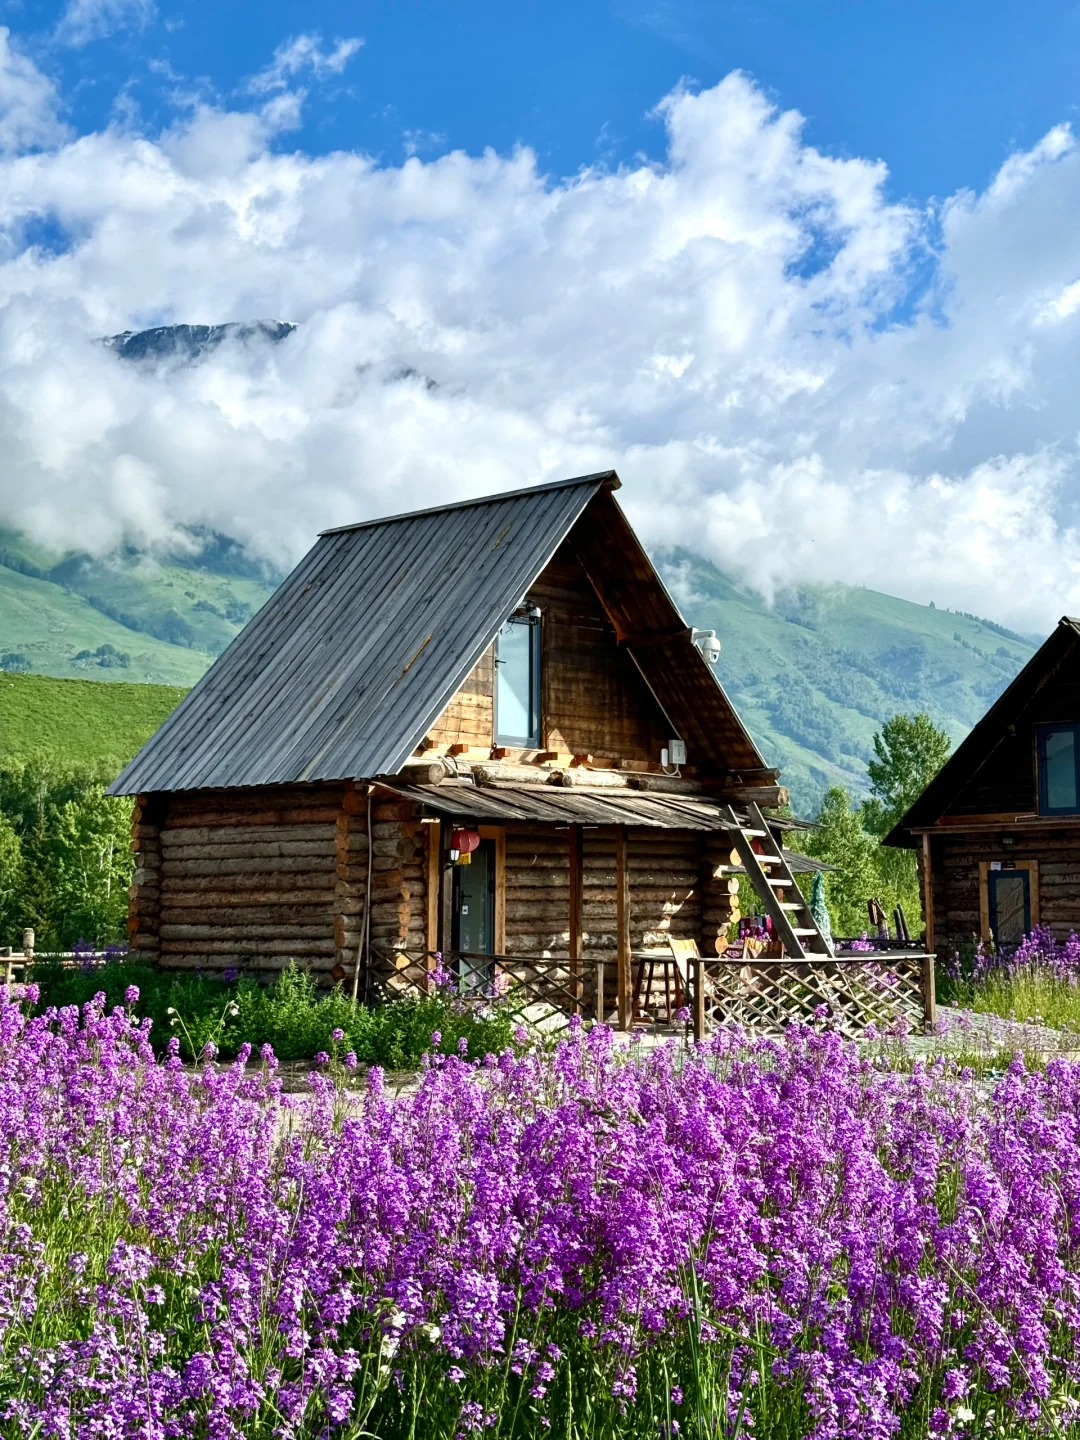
[111, 471, 831, 1023]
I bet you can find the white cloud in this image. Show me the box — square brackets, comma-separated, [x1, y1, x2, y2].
[0, 60, 1078, 630]
[0, 28, 68, 152]
[55, 0, 154, 47]
[247, 33, 363, 95]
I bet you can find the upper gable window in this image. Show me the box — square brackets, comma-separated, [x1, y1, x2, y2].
[1037, 723, 1080, 814]
[495, 612, 541, 748]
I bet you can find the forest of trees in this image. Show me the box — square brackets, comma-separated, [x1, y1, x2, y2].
[0, 758, 132, 951]
[792, 712, 952, 936]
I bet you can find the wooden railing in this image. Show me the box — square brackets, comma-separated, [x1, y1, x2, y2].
[370, 944, 936, 1040]
[368, 947, 600, 1032]
[689, 950, 935, 1041]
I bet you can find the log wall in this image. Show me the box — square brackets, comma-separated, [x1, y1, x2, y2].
[129, 794, 164, 959]
[499, 824, 702, 956]
[929, 827, 1080, 945]
[364, 793, 428, 983]
[151, 784, 347, 978]
[134, 786, 720, 993]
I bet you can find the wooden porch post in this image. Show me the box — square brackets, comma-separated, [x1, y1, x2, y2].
[425, 820, 441, 981]
[616, 825, 631, 1031]
[921, 833, 935, 954]
[438, 821, 454, 963]
[568, 824, 583, 1013]
[692, 957, 707, 1043]
[921, 953, 937, 1031]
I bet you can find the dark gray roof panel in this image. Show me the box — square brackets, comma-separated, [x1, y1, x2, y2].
[389, 781, 734, 830]
[110, 475, 612, 794]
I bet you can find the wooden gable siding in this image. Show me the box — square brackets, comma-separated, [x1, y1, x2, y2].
[420, 542, 672, 765]
[946, 669, 1080, 820]
[426, 648, 495, 749]
[530, 543, 671, 764]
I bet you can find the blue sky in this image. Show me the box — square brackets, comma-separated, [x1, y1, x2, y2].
[1, 1, 1080, 628]
[8, 0, 1080, 203]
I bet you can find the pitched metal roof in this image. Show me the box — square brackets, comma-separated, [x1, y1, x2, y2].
[111, 473, 616, 794]
[885, 616, 1080, 845]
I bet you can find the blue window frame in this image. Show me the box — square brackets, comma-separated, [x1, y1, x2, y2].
[1037, 723, 1080, 815]
[495, 613, 541, 748]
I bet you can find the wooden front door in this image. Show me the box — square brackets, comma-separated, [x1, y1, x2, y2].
[987, 868, 1030, 947]
[452, 838, 496, 990]
[979, 859, 1039, 946]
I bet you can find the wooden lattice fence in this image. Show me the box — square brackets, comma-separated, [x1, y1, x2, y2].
[368, 944, 936, 1041]
[694, 953, 934, 1040]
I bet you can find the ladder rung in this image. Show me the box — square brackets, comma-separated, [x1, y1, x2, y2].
[768, 878, 793, 886]
[778, 902, 805, 910]
[754, 855, 782, 864]
[739, 828, 768, 838]
[791, 928, 818, 936]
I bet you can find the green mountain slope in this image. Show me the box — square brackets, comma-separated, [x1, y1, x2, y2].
[0, 529, 277, 684]
[662, 550, 1037, 813]
[0, 672, 187, 768]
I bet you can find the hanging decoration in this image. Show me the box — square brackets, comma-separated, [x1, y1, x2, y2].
[450, 828, 481, 865]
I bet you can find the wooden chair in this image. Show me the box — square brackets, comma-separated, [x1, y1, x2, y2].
[632, 936, 700, 1022]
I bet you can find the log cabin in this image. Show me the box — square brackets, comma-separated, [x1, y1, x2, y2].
[111, 471, 834, 1026]
[887, 617, 1080, 951]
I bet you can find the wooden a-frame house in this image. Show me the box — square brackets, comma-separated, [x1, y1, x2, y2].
[888, 617, 1080, 951]
[111, 471, 837, 1027]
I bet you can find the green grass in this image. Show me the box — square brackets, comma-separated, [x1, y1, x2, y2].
[0, 671, 186, 768]
[961, 966, 1080, 1037]
[0, 563, 211, 685]
[0, 525, 276, 682]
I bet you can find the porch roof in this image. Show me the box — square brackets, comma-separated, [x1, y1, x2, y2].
[386, 781, 830, 870]
[391, 779, 729, 829]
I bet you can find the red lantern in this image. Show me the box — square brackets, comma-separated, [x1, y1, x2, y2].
[450, 827, 481, 864]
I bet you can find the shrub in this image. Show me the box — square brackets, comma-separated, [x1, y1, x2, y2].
[29, 956, 517, 1066]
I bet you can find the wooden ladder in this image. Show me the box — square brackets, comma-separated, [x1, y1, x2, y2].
[723, 802, 833, 959]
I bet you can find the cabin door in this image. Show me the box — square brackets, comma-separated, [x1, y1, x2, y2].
[452, 838, 496, 991]
[988, 867, 1030, 947]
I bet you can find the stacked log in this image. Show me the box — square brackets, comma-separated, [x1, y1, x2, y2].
[154, 785, 345, 978]
[393, 759, 452, 786]
[129, 794, 163, 958]
[473, 763, 559, 787]
[701, 832, 743, 955]
[627, 774, 703, 794]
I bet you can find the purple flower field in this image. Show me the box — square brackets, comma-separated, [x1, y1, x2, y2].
[3, 988, 1080, 1438]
